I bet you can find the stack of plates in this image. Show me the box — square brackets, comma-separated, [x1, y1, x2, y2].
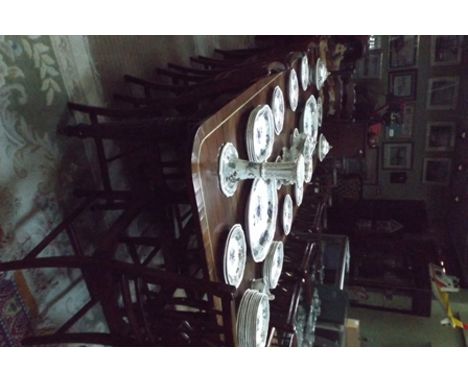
[236, 289, 270, 347]
[263, 241, 284, 289]
[246, 104, 275, 163]
[223, 224, 247, 288]
[271, 86, 285, 135]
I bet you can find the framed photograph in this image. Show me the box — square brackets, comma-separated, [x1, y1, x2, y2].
[388, 70, 417, 101]
[425, 122, 456, 151]
[389, 36, 419, 68]
[355, 50, 383, 79]
[382, 143, 413, 170]
[431, 36, 464, 66]
[427, 77, 459, 110]
[422, 158, 452, 185]
[385, 103, 415, 139]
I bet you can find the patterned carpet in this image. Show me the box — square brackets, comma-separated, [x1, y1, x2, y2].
[0, 35, 105, 345]
[0, 273, 33, 346]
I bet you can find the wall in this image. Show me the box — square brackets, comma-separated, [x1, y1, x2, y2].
[361, 35, 468, 224]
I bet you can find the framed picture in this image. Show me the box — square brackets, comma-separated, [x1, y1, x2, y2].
[389, 36, 419, 68]
[368, 35, 382, 50]
[355, 50, 383, 79]
[422, 158, 452, 185]
[390, 172, 407, 184]
[425, 122, 456, 151]
[382, 143, 413, 170]
[427, 77, 460, 110]
[431, 36, 464, 66]
[388, 70, 417, 101]
[385, 103, 415, 139]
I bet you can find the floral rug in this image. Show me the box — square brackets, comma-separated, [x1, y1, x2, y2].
[0, 35, 107, 345]
[0, 272, 33, 346]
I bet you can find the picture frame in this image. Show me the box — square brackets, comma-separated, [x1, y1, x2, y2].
[355, 50, 383, 79]
[389, 35, 419, 68]
[388, 70, 417, 101]
[368, 35, 382, 50]
[431, 36, 464, 66]
[425, 122, 456, 152]
[382, 142, 413, 170]
[385, 103, 415, 139]
[422, 158, 452, 185]
[426, 77, 460, 110]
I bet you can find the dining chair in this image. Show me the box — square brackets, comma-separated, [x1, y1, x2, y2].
[190, 55, 244, 70]
[63, 60, 287, 206]
[270, 240, 320, 346]
[0, 256, 236, 346]
[292, 190, 329, 234]
[213, 47, 268, 59]
[155, 67, 212, 86]
[117, 60, 287, 109]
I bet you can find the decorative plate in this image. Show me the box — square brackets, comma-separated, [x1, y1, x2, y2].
[294, 154, 305, 206]
[301, 54, 309, 91]
[246, 104, 275, 163]
[304, 158, 314, 183]
[263, 241, 284, 289]
[315, 58, 329, 90]
[282, 194, 293, 235]
[300, 100, 313, 137]
[318, 133, 332, 161]
[218, 142, 239, 197]
[246, 178, 278, 262]
[271, 86, 285, 135]
[317, 95, 323, 127]
[223, 224, 247, 288]
[295, 181, 304, 207]
[288, 68, 299, 112]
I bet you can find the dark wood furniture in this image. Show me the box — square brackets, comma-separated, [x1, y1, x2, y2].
[188, 50, 327, 345]
[189, 57, 318, 284]
[0, 256, 236, 346]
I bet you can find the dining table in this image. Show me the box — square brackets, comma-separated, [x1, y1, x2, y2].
[188, 45, 330, 345]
